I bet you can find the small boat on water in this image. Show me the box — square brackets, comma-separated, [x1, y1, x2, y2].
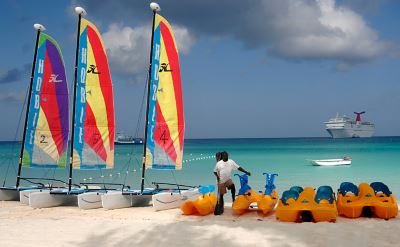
[310, 157, 352, 166]
[115, 132, 143, 145]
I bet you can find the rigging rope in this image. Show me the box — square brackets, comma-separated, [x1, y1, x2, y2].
[2, 84, 30, 186]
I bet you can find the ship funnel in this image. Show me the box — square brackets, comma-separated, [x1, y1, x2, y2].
[354, 111, 366, 124]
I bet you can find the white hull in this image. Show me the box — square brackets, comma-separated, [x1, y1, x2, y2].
[152, 188, 200, 211]
[78, 192, 103, 209]
[101, 190, 152, 210]
[0, 188, 19, 201]
[0, 186, 42, 201]
[325, 115, 374, 138]
[326, 128, 374, 138]
[311, 159, 351, 166]
[20, 189, 45, 205]
[29, 190, 77, 208]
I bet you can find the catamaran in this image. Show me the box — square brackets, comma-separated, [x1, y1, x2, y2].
[28, 7, 116, 208]
[0, 24, 70, 203]
[101, 2, 188, 210]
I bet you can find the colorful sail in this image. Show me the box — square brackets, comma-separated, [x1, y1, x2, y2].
[73, 18, 115, 169]
[23, 33, 69, 168]
[145, 14, 185, 170]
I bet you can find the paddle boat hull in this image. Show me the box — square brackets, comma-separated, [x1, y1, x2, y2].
[337, 182, 398, 220]
[257, 191, 279, 215]
[232, 173, 279, 215]
[232, 189, 262, 215]
[181, 193, 217, 216]
[276, 186, 337, 223]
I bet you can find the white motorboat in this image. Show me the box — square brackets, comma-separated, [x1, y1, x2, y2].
[115, 132, 143, 145]
[310, 157, 352, 166]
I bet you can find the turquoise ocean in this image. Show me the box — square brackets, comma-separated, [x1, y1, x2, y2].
[1, 137, 400, 201]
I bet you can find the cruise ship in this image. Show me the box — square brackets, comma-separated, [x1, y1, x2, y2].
[114, 132, 143, 145]
[325, 112, 375, 138]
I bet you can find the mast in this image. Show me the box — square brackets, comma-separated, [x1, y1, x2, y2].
[141, 2, 161, 193]
[16, 24, 46, 188]
[68, 7, 87, 192]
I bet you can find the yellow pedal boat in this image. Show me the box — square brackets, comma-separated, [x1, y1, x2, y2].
[337, 182, 398, 220]
[276, 186, 337, 222]
[232, 173, 279, 215]
[181, 185, 217, 216]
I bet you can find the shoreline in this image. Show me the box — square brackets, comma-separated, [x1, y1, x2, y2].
[1, 201, 399, 247]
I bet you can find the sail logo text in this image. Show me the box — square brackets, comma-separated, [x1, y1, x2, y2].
[159, 63, 172, 72]
[49, 74, 62, 83]
[87, 65, 100, 74]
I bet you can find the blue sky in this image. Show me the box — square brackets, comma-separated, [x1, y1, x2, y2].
[0, 0, 399, 140]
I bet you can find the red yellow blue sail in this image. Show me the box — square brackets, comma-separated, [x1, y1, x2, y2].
[145, 14, 185, 170]
[73, 18, 115, 169]
[23, 33, 69, 168]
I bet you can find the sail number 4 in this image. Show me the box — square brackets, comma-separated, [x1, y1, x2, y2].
[159, 129, 168, 144]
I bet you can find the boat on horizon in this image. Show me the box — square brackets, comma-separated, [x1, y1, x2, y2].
[310, 157, 352, 166]
[325, 112, 374, 138]
[114, 132, 143, 145]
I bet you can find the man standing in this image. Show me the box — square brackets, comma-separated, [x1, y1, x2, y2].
[214, 151, 251, 215]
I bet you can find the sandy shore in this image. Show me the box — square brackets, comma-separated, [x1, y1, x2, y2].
[0, 201, 399, 247]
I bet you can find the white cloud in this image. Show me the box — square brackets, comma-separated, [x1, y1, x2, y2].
[102, 22, 195, 81]
[261, 0, 388, 62]
[83, 0, 391, 67]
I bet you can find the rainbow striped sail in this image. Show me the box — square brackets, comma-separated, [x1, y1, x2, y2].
[145, 14, 185, 170]
[73, 18, 115, 169]
[23, 33, 69, 168]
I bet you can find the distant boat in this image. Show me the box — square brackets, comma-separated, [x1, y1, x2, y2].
[114, 132, 143, 145]
[325, 112, 374, 138]
[310, 157, 352, 166]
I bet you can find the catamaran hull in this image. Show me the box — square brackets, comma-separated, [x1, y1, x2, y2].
[101, 191, 152, 210]
[20, 189, 45, 205]
[0, 188, 19, 201]
[152, 189, 200, 211]
[29, 191, 77, 208]
[78, 192, 103, 209]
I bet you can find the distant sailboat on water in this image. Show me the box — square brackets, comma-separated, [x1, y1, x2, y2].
[0, 24, 70, 202]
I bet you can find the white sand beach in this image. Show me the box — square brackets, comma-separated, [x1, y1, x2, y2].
[0, 201, 399, 247]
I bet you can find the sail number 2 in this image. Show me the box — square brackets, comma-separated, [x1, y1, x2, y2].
[40, 135, 48, 144]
